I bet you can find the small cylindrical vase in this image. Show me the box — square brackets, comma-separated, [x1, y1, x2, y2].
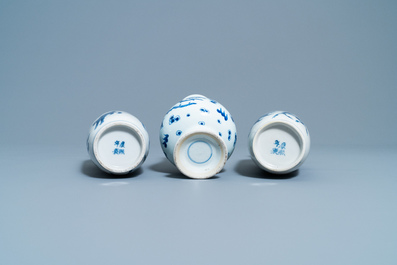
[87, 111, 149, 174]
[248, 111, 310, 174]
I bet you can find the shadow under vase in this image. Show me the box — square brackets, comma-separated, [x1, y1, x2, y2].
[149, 157, 220, 180]
[234, 159, 299, 179]
[80, 160, 143, 179]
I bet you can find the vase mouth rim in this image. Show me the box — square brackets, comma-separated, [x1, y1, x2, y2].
[173, 129, 227, 179]
[182, 94, 207, 100]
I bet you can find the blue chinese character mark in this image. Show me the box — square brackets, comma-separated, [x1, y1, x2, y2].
[113, 140, 125, 155]
[169, 115, 180, 125]
[217, 108, 228, 121]
[271, 140, 286, 156]
[162, 134, 169, 148]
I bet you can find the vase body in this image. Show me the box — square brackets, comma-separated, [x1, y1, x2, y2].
[87, 111, 149, 174]
[160, 94, 237, 179]
[249, 111, 310, 174]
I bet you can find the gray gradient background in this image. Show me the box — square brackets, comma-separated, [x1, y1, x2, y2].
[1, 1, 397, 264]
[1, 0, 396, 148]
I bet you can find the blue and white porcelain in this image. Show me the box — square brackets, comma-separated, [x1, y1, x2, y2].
[160, 94, 237, 179]
[248, 111, 310, 174]
[87, 111, 149, 174]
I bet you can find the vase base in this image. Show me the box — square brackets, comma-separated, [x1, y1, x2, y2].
[252, 121, 305, 174]
[93, 121, 146, 174]
[174, 130, 227, 179]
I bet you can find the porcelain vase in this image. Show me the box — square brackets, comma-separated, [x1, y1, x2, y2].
[248, 111, 310, 174]
[160, 94, 237, 179]
[87, 111, 149, 174]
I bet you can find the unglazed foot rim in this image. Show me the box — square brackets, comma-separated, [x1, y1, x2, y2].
[174, 130, 227, 179]
[252, 121, 307, 174]
[93, 121, 146, 174]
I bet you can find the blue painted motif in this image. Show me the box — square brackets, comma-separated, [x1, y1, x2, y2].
[162, 134, 169, 148]
[210, 100, 217, 104]
[219, 132, 222, 137]
[166, 97, 205, 114]
[93, 111, 116, 129]
[233, 133, 237, 147]
[187, 114, 190, 117]
[228, 130, 231, 141]
[217, 119, 221, 124]
[271, 140, 286, 156]
[113, 140, 126, 155]
[169, 115, 180, 125]
[217, 108, 228, 121]
[176, 130, 182, 136]
[113, 148, 125, 155]
[272, 112, 308, 134]
[255, 112, 273, 124]
[272, 112, 293, 120]
[200, 108, 209, 113]
[182, 96, 206, 102]
[167, 102, 197, 114]
[198, 121, 205, 126]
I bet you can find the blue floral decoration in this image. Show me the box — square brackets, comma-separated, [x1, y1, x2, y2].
[169, 115, 180, 125]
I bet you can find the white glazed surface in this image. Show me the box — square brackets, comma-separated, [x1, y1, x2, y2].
[160, 94, 237, 178]
[87, 111, 150, 174]
[248, 111, 310, 174]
